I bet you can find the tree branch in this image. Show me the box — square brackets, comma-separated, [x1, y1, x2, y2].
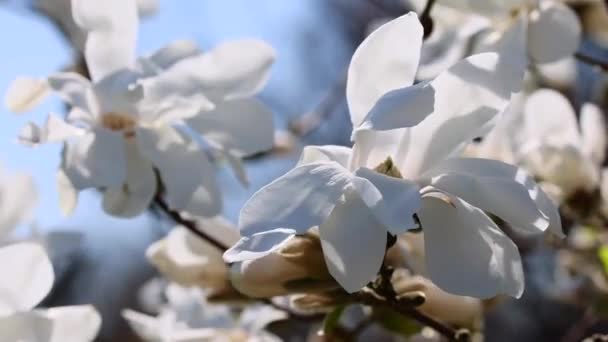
[420, 0, 436, 39]
[575, 52, 608, 72]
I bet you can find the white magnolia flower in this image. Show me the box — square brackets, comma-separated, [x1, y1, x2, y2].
[516, 89, 607, 200]
[123, 284, 285, 342]
[225, 13, 561, 298]
[147, 218, 239, 291]
[6, 0, 275, 218]
[0, 166, 101, 341]
[440, 0, 582, 65]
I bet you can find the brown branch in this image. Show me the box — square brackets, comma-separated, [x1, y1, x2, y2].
[420, 0, 436, 39]
[154, 197, 229, 252]
[575, 52, 608, 72]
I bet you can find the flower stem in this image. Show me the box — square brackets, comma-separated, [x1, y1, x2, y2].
[154, 197, 229, 252]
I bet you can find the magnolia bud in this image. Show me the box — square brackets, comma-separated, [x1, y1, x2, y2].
[146, 227, 229, 290]
[229, 232, 338, 298]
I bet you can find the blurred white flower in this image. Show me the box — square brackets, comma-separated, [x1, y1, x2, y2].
[226, 13, 561, 299]
[147, 218, 239, 291]
[440, 0, 582, 65]
[6, 0, 276, 218]
[517, 89, 606, 200]
[0, 165, 101, 341]
[123, 284, 285, 341]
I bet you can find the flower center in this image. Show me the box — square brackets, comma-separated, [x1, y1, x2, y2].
[101, 112, 136, 138]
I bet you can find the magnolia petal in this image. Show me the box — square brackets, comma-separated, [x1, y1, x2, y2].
[188, 98, 274, 156]
[147, 40, 200, 70]
[358, 81, 435, 131]
[222, 148, 249, 186]
[47, 72, 95, 113]
[297, 145, 353, 168]
[437, 0, 523, 17]
[0, 172, 37, 239]
[0, 243, 54, 316]
[223, 229, 294, 263]
[527, 1, 581, 64]
[352, 168, 421, 234]
[28, 114, 85, 146]
[4, 77, 49, 113]
[0, 312, 52, 341]
[523, 89, 580, 148]
[346, 12, 423, 126]
[421, 169, 549, 233]
[426, 157, 563, 237]
[62, 129, 127, 190]
[580, 102, 606, 166]
[136, 125, 221, 217]
[239, 162, 352, 236]
[73, 0, 139, 80]
[419, 191, 524, 298]
[350, 129, 409, 170]
[487, 14, 528, 93]
[397, 53, 511, 178]
[93, 69, 143, 116]
[57, 168, 79, 216]
[320, 190, 387, 293]
[43, 305, 102, 342]
[102, 141, 156, 218]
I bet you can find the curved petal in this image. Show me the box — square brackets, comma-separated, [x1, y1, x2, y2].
[19, 114, 86, 146]
[136, 125, 221, 217]
[352, 168, 421, 234]
[57, 168, 79, 217]
[357, 81, 435, 132]
[0, 243, 54, 316]
[62, 129, 127, 190]
[0, 172, 37, 239]
[298, 145, 353, 168]
[580, 102, 606, 166]
[187, 98, 274, 156]
[437, 0, 524, 17]
[223, 229, 294, 263]
[102, 140, 157, 218]
[346, 12, 423, 126]
[147, 39, 200, 70]
[73, 0, 139, 80]
[0, 312, 52, 341]
[4, 77, 49, 113]
[523, 89, 580, 147]
[420, 171, 549, 233]
[43, 305, 102, 342]
[351, 129, 409, 170]
[397, 53, 512, 178]
[426, 157, 563, 237]
[418, 190, 524, 298]
[320, 190, 387, 293]
[239, 162, 353, 236]
[47, 72, 95, 113]
[527, 1, 581, 64]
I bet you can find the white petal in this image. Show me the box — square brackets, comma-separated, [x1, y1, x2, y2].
[397, 53, 512, 177]
[4, 77, 49, 113]
[426, 157, 563, 237]
[353, 168, 421, 234]
[93, 70, 143, 115]
[223, 229, 294, 263]
[47, 72, 95, 113]
[437, 0, 524, 17]
[0, 312, 52, 341]
[488, 14, 528, 93]
[527, 1, 581, 64]
[222, 148, 249, 186]
[73, 0, 139, 80]
[0, 172, 37, 239]
[523, 89, 580, 147]
[320, 189, 387, 293]
[350, 129, 409, 169]
[346, 12, 423, 126]
[102, 140, 156, 218]
[62, 129, 127, 189]
[188, 98, 274, 156]
[418, 191, 524, 298]
[147, 39, 200, 70]
[239, 162, 353, 236]
[580, 102, 606, 166]
[146, 39, 275, 102]
[43, 305, 102, 342]
[421, 168, 549, 233]
[298, 145, 353, 168]
[136, 125, 221, 217]
[0, 243, 54, 315]
[57, 169, 79, 216]
[357, 81, 435, 131]
[23, 114, 85, 146]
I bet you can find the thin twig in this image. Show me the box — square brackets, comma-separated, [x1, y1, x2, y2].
[154, 197, 229, 251]
[419, 0, 436, 39]
[575, 52, 608, 72]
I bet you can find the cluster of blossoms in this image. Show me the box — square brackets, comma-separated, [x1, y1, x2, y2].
[4, 0, 608, 340]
